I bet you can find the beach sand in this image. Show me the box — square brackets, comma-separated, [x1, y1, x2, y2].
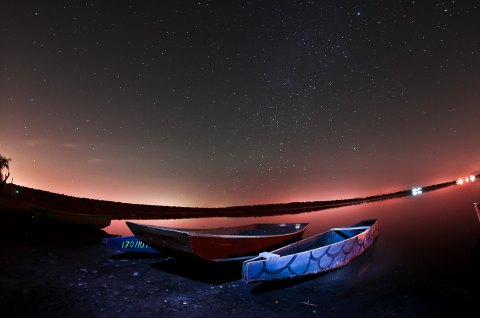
[0, 209, 478, 318]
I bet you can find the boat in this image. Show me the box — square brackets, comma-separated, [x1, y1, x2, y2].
[125, 222, 309, 262]
[31, 208, 112, 228]
[242, 219, 378, 283]
[474, 203, 480, 222]
[103, 236, 159, 254]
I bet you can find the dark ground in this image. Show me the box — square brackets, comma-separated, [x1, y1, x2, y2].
[0, 211, 478, 318]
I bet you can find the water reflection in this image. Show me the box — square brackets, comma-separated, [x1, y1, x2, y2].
[106, 183, 479, 236]
[105, 183, 480, 287]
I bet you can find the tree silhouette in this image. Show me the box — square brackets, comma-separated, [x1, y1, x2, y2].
[0, 154, 12, 188]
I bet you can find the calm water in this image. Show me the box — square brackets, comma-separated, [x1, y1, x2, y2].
[99, 183, 480, 316]
[105, 183, 480, 285]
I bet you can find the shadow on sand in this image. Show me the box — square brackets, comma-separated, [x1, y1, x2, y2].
[108, 251, 167, 260]
[0, 211, 111, 245]
[150, 256, 244, 285]
[250, 271, 328, 294]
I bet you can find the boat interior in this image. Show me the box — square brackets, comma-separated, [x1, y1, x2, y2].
[187, 223, 308, 236]
[272, 220, 376, 256]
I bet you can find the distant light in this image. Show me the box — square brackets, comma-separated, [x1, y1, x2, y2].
[412, 187, 422, 196]
[456, 175, 476, 185]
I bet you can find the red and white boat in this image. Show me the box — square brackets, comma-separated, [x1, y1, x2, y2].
[126, 222, 308, 262]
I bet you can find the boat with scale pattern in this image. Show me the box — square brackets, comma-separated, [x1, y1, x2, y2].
[242, 219, 378, 283]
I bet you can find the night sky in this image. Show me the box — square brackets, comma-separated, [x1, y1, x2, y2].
[1, 1, 480, 207]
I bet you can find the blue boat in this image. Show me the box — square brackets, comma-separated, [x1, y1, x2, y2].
[103, 236, 159, 254]
[242, 219, 378, 283]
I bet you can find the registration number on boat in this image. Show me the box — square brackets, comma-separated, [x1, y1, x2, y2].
[121, 240, 151, 249]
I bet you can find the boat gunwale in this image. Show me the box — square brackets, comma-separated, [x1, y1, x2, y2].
[127, 222, 309, 239]
[244, 220, 376, 263]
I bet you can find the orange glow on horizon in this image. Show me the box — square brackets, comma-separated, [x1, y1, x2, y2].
[4, 143, 480, 207]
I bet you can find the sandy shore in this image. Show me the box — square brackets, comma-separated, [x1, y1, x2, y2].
[0, 209, 478, 317]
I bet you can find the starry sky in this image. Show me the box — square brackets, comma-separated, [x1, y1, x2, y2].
[1, 1, 480, 207]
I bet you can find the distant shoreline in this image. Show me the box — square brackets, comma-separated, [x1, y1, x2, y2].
[2, 176, 474, 220]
